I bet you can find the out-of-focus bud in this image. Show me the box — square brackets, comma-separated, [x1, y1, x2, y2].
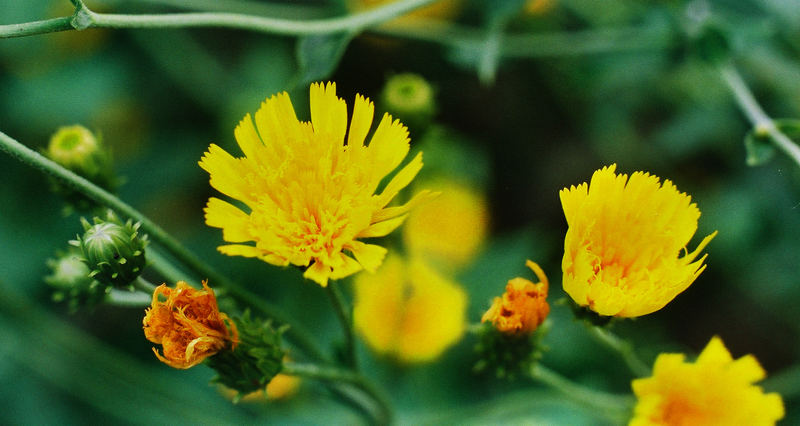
[71, 210, 148, 288]
[380, 73, 437, 135]
[45, 125, 118, 212]
[44, 247, 108, 312]
[207, 311, 288, 402]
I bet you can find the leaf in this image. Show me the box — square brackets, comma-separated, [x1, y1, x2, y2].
[294, 32, 354, 88]
[743, 119, 800, 166]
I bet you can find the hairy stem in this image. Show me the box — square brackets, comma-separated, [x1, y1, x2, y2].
[326, 281, 358, 371]
[588, 326, 651, 378]
[0, 0, 441, 38]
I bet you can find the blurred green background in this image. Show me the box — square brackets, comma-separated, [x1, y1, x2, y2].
[1, 0, 799, 424]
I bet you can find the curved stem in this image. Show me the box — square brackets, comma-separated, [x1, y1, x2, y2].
[529, 364, 634, 422]
[283, 362, 393, 426]
[133, 276, 158, 294]
[587, 326, 651, 378]
[720, 63, 800, 168]
[0, 0, 441, 39]
[106, 288, 152, 307]
[326, 281, 358, 370]
[0, 129, 326, 364]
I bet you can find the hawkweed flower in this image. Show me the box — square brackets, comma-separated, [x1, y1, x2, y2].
[353, 254, 467, 363]
[560, 164, 717, 317]
[403, 178, 488, 272]
[482, 260, 550, 335]
[200, 82, 436, 287]
[143, 281, 239, 369]
[630, 336, 784, 426]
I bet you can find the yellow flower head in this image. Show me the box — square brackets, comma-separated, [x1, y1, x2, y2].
[353, 254, 468, 363]
[143, 281, 239, 369]
[560, 164, 717, 317]
[200, 82, 436, 287]
[630, 336, 784, 426]
[481, 260, 550, 335]
[403, 178, 488, 271]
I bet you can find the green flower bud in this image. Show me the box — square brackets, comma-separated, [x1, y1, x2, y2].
[380, 73, 437, 134]
[71, 210, 148, 288]
[207, 311, 287, 402]
[44, 248, 108, 312]
[45, 125, 119, 212]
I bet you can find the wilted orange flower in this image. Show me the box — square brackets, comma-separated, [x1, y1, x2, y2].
[482, 260, 550, 335]
[561, 164, 717, 317]
[143, 281, 239, 369]
[630, 336, 784, 426]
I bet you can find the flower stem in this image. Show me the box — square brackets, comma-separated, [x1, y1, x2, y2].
[283, 362, 393, 426]
[325, 281, 358, 371]
[0, 0, 441, 39]
[529, 363, 634, 423]
[720, 63, 800, 168]
[106, 288, 151, 307]
[133, 276, 158, 294]
[587, 326, 651, 378]
[0, 129, 326, 364]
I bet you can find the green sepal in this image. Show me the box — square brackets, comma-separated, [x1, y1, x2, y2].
[206, 311, 288, 402]
[559, 297, 618, 328]
[44, 247, 110, 312]
[473, 320, 550, 380]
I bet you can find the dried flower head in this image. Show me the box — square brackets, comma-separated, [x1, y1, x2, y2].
[200, 82, 436, 287]
[560, 164, 717, 317]
[482, 260, 550, 335]
[630, 336, 784, 426]
[143, 281, 238, 369]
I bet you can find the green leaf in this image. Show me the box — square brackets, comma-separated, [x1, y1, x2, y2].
[744, 127, 775, 166]
[294, 32, 354, 88]
[744, 119, 800, 166]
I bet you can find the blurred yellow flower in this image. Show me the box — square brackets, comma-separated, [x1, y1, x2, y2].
[560, 164, 717, 317]
[346, 0, 462, 22]
[403, 179, 488, 271]
[630, 336, 784, 426]
[482, 260, 550, 335]
[220, 372, 301, 402]
[353, 254, 468, 363]
[200, 82, 436, 287]
[143, 281, 238, 369]
[524, 0, 554, 15]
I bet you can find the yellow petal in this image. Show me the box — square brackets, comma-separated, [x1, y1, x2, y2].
[367, 112, 410, 186]
[374, 151, 423, 209]
[347, 94, 374, 148]
[303, 260, 331, 287]
[349, 241, 388, 273]
[204, 197, 251, 243]
[309, 82, 347, 145]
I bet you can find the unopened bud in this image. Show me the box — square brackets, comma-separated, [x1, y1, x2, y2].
[71, 210, 148, 287]
[380, 73, 437, 134]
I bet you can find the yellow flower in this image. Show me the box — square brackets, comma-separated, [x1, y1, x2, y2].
[143, 281, 238, 369]
[200, 82, 436, 287]
[560, 164, 717, 317]
[482, 260, 550, 335]
[630, 336, 784, 426]
[353, 254, 468, 363]
[403, 178, 488, 272]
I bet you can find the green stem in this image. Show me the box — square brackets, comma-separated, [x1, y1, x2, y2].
[325, 281, 358, 370]
[283, 362, 393, 426]
[0, 129, 325, 364]
[529, 364, 634, 422]
[370, 21, 673, 58]
[145, 246, 199, 288]
[720, 63, 800, 168]
[134, 276, 158, 294]
[106, 288, 151, 307]
[587, 326, 651, 378]
[0, 0, 441, 39]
